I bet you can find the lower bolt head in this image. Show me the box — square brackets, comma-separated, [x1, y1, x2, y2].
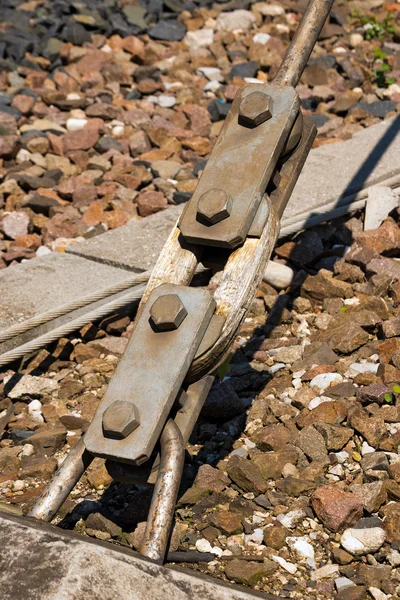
[238, 91, 273, 128]
[197, 188, 232, 225]
[102, 401, 140, 439]
[150, 293, 188, 331]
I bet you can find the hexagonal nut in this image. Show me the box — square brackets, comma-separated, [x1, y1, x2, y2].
[197, 189, 232, 225]
[102, 401, 140, 439]
[149, 293, 188, 332]
[238, 91, 273, 128]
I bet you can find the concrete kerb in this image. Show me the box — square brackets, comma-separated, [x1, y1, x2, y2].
[0, 511, 272, 600]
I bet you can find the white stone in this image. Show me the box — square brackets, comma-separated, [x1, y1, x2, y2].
[334, 451, 349, 464]
[369, 588, 388, 600]
[269, 363, 286, 374]
[196, 67, 224, 82]
[328, 464, 345, 478]
[349, 33, 364, 48]
[66, 118, 88, 132]
[252, 32, 271, 45]
[19, 444, 34, 457]
[387, 549, 400, 567]
[311, 564, 339, 580]
[36, 245, 52, 257]
[286, 537, 315, 563]
[277, 510, 306, 529]
[340, 527, 386, 556]
[157, 95, 176, 108]
[195, 539, 213, 553]
[16, 149, 31, 163]
[28, 399, 42, 413]
[185, 29, 214, 51]
[361, 441, 375, 455]
[347, 363, 379, 377]
[271, 555, 297, 575]
[335, 577, 356, 591]
[204, 81, 221, 92]
[215, 10, 256, 32]
[263, 261, 294, 290]
[7, 375, 58, 400]
[310, 372, 343, 392]
[254, 2, 285, 16]
[282, 463, 299, 478]
[112, 125, 124, 137]
[364, 186, 399, 231]
[12, 480, 25, 492]
[245, 528, 264, 545]
[308, 396, 331, 410]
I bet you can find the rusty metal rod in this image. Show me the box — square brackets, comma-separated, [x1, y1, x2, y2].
[28, 437, 93, 522]
[273, 0, 334, 88]
[140, 420, 185, 563]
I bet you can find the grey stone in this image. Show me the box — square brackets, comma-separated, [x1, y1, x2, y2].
[0, 512, 264, 600]
[148, 20, 186, 41]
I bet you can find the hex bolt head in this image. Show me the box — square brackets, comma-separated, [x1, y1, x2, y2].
[149, 293, 188, 332]
[197, 188, 233, 225]
[102, 401, 140, 439]
[238, 91, 273, 128]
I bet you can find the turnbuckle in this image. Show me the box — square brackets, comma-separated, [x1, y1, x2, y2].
[29, 0, 335, 564]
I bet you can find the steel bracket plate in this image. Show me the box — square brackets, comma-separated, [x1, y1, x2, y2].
[270, 114, 317, 218]
[84, 284, 215, 465]
[178, 84, 299, 249]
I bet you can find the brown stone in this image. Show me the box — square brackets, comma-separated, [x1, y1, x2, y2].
[63, 127, 100, 153]
[380, 502, 400, 543]
[317, 322, 369, 354]
[254, 423, 292, 451]
[225, 455, 267, 495]
[297, 401, 347, 429]
[314, 423, 354, 451]
[136, 191, 168, 217]
[263, 521, 289, 550]
[350, 481, 387, 513]
[251, 449, 299, 480]
[225, 559, 271, 586]
[311, 486, 363, 532]
[24, 427, 67, 457]
[349, 409, 388, 447]
[356, 218, 400, 256]
[208, 510, 243, 535]
[11, 94, 35, 115]
[193, 464, 230, 493]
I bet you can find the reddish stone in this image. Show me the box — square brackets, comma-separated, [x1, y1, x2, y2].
[136, 191, 168, 217]
[0, 135, 17, 158]
[356, 218, 400, 256]
[311, 485, 363, 532]
[11, 94, 35, 115]
[11, 233, 41, 250]
[63, 127, 100, 153]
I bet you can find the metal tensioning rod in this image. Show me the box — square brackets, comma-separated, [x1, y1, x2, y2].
[140, 420, 185, 563]
[28, 438, 93, 522]
[273, 0, 335, 88]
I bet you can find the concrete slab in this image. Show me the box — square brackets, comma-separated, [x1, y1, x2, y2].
[69, 204, 184, 272]
[0, 253, 131, 332]
[0, 512, 269, 600]
[281, 115, 400, 234]
[68, 117, 400, 270]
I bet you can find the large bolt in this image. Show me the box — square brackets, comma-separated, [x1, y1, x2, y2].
[102, 401, 140, 439]
[238, 91, 273, 128]
[197, 188, 232, 225]
[150, 294, 188, 332]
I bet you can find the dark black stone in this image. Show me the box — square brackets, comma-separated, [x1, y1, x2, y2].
[0, 104, 21, 119]
[229, 61, 259, 79]
[300, 97, 318, 111]
[173, 191, 192, 204]
[125, 89, 142, 100]
[311, 114, 330, 128]
[148, 20, 186, 41]
[10, 430, 36, 443]
[309, 54, 337, 70]
[353, 516, 384, 530]
[207, 98, 231, 122]
[95, 135, 125, 154]
[356, 100, 398, 119]
[193, 158, 207, 176]
[63, 22, 91, 45]
[0, 93, 11, 105]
